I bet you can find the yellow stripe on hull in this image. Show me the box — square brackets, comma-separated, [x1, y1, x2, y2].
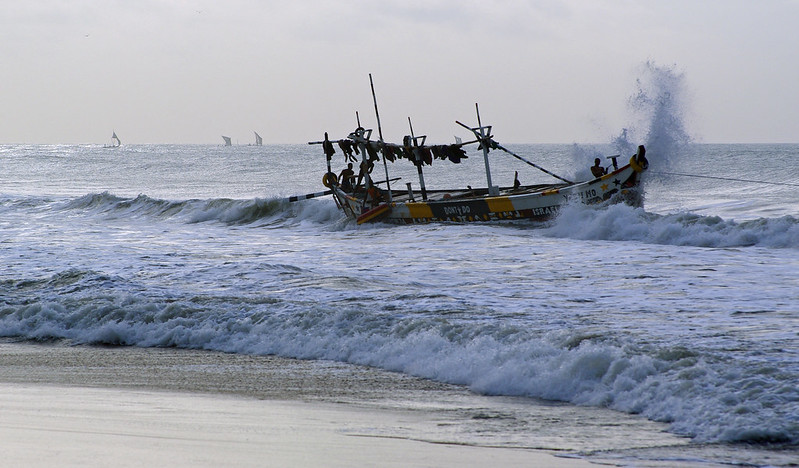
[486, 196, 515, 213]
[406, 202, 434, 219]
[332, 162, 643, 224]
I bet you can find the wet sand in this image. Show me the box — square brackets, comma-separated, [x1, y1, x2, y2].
[0, 340, 646, 467]
[3, 383, 589, 467]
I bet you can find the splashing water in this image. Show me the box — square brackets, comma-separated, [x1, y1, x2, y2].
[611, 128, 635, 164]
[626, 61, 693, 169]
[569, 61, 692, 179]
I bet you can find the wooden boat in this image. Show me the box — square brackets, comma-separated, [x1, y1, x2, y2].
[310, 77, 649, 225]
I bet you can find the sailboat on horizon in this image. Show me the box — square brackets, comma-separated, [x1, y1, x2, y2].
[104, 131, 121, 148]
[254, 131, 263, 146]
[222, 135, 232, 146]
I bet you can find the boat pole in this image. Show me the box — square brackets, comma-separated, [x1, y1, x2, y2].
[323, 132, 333, 175]
[475, 104, 498, 196]
[408, 117, 428, 201]
[369, 74, 393, 203]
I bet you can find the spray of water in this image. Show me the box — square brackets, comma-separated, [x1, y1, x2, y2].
[624, 61, 693, 169]
[570, 61, 692, 179]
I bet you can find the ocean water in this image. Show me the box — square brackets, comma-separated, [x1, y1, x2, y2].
[1, 141, 798, 466]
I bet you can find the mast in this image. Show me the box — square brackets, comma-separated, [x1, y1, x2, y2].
[475, 104, 498, 196]
[369, 74, 392, 203]
[456, 104, 498, 196]
[407, 117, 428, 201]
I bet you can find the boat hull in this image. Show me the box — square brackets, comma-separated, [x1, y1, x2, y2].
[333, 161, 645, 224]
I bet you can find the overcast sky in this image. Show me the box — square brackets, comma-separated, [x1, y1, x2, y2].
[1, 0, 797, 144]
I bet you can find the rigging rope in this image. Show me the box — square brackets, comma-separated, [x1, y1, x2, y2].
[649, 171, 799, 188]
[493, 143, 574, 184]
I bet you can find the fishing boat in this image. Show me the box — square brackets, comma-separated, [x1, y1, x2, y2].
[310, 77, 649, 225]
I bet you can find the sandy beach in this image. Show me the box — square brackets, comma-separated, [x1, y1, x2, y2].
[0, 341, 600, 467]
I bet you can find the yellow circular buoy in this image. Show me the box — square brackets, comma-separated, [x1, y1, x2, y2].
[322, 172, 337, 188]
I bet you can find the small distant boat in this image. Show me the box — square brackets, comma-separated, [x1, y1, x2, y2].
[254, 132, 263, 146]
[222, 135, 232, 146]
[309, 75, 649, 225]
[104, 131, 121, 148]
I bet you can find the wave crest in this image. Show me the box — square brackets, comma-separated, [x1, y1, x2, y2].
[546, 202, 799, 249]
[60, 192, 342, 226]
[1, 289, 796, 445]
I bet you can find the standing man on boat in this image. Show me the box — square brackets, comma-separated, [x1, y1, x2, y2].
[356, 159, 374, 188]
[339, 163, 355, 192]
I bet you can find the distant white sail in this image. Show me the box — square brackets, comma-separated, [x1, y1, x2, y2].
[106, 131, 121, 148]
[222, 135, 232, 146]
[254, 131, 263, 146]
[454, 135, 462, 145]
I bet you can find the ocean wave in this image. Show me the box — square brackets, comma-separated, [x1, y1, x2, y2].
[36, 192, 799, 247]
[59, 192, 343, 226]
[545, 202, 799, 249]
[0, 277, 796, 445]
[0, 195, 54, 213]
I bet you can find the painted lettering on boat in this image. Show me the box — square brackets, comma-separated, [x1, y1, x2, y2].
[430, 200, 489, 219]
[578, 189, 598, 200]
[530, 206, 558, 217]
[443, 205, 471, 216]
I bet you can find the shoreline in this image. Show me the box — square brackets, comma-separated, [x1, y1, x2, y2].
[2, 383, 580, 468]
[0, 340, 597, 467]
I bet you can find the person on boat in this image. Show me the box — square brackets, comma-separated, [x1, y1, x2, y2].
[339, 163, 355, 192]
[356, 159, 374, 187]
[366, 185, 384, 206]
[591, 158, 606, 178]
[636, 145, 648, 168]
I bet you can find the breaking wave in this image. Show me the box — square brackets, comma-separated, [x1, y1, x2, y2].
[56, 191, 799, 248]
[0, 273, 796, 445]
[546, 202, 799, 249]
[60, 192, 343, 226]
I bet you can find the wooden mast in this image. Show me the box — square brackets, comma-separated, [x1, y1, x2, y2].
[369, 74, 393, 203]
[456, 104, 498, 196]
[407, 117, 428, 201]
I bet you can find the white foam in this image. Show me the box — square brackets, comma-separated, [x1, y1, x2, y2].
[1, 295, 796, 444]
[545, 201, 799, 249]
[58, 192, 344, 227]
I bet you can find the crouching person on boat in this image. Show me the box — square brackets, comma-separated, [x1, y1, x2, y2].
[366, 185, 384, 207]
[591, 158, 607, 178]
[355, 184, 390, 225]
[630, 145, 648, 172]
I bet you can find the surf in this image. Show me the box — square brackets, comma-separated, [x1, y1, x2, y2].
[58, 192, 342, 227]
[545, 202, 799, 249]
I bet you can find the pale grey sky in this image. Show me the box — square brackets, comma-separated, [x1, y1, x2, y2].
[1, 0, 797, 144]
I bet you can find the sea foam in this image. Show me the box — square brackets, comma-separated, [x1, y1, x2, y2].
[1, 288, 796, 444]
[60, 192, 342, 227]
[546, 201, 799, 249]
